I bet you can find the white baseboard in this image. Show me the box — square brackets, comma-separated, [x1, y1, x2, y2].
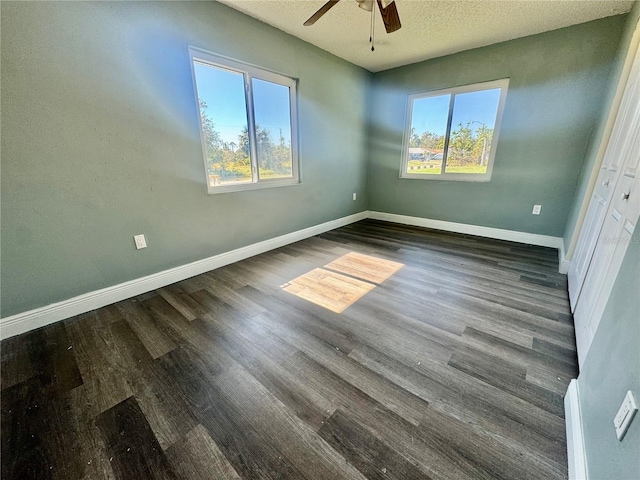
[559, 241, 571, 274]
[0, 211, 368, 339]
[1, 210, 569, 339]
[565, 379, 588, 480]
[368, 211, 564, 250]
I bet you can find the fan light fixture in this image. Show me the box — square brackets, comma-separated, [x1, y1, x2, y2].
[357, 0, 394, 11]
[304, 0, 401, 51]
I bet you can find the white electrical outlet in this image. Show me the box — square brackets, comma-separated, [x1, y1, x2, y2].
[353, 192, 357, 201]
[133, 234, 147, 250]
[614, 390, 638, 440]
[532, 204, 542, 215]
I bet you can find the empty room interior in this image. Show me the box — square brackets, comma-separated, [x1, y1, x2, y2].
[2, 1, 640, 479]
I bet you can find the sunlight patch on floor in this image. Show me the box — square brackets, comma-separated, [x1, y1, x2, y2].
[324, 252, 404, 284]
[281, 252, 404, 313]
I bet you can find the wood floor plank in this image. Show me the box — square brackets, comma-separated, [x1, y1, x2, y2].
[200, 279, 267, 317]
[157, 285, 207, 321]
[108, 320, 198, 450]
[318, 409, 430, 480]
[526, 363, 575, 396]
[165, 424, 241, 480]
[189, 313, 332, 432]
[158, 346, 313, 480]
[283, 351, 481, 480]
[235, 284, 358, 354]
[365, 284, 467, 336]
[390, 246, 568, 303]
[116, 300, 177, 359]
[64, 385, 117, 480]
[417, 394, 565, 480]
[252, 280, 453, 367]
[0, 333, 38, 390]
[143, 294, 238, 376]
[190, 289, 253, 325]
[347, 343, 567, 467]
[64, 310, 134, 416]
[213, 364, 367, 480]
[391, 259, 571, 313]
[437, 290, 576, 345]
[520, 275, 566, 290]
[451, 283, 572, 320]
[532, 337, 578, 363]
[448, 346, 565, 417]
[448, 343, 528, 381]
[1, 376, 83, 480]
[247, 311, 431, 427]
[96, 396, 176, 480]
[344, 298, 456, 365]
[462, 326, 578, 378]
[0, 322, 82, 395]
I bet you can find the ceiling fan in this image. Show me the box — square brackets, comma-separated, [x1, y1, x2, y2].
[304, 0, 401, 34]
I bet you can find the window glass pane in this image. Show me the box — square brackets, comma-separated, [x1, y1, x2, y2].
[252, 78, 293, 179]
[445, 88, 501, 174]
[407, 94, 450, 175]
[193, 62, 252, 185]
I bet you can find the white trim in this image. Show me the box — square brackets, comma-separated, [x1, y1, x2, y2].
[368, 211, 563, 249]
[559, 241, 571, 274]
[565, 379, 588, 480]
[0, 211, 368, 340]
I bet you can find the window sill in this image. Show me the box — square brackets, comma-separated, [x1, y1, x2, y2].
[207, 178, 300, 195]
[400, 172, 492, 182]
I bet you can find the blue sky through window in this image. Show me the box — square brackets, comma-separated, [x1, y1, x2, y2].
[411, 94, 450, 137]
[450, 88, 501, 132]
[411, 88, 501, 136]
[252, 78, 292, 146]
[193, 62, 247, 145]
[194, 62, 292, 146]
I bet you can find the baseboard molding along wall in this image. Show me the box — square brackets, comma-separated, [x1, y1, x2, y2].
[559, 241, 571, 274]
[0, 211, 368, 339]
[0, 210, 566, 339]
[368, 211, 564, 251]
[565, 379, 588, 480]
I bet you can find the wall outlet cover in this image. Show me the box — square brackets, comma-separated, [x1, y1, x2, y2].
[134, 234, 147, 250]
[532, 205, 542, 215]
[614, 390, 638, 440]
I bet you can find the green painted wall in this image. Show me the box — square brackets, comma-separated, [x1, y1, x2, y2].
[367, 17, 625, 237]
[0, 1, 371, 317]
[563, 3, 640, 254]
[578, 224, 640, 479]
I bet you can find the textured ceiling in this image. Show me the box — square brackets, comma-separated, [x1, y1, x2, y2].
[218, 0, 634, 72]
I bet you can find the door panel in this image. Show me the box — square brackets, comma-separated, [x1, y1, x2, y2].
[568, 193, 608, 308]
[571, 45, 640, 367]
[568, 46, 640, 312]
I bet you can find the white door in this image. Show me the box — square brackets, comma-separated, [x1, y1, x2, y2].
[568, 45, 640, 311]
[572, 50, 640, 367]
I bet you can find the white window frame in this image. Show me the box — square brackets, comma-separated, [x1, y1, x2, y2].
[400, 78, 509, 182]
[189, 47, 300, 194]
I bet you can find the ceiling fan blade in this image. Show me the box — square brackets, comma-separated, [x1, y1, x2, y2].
[377, 0, 401, 33]
[304, 0, 341, 26]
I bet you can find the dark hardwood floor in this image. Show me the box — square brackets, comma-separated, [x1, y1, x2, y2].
[1, 220, 578, 480]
